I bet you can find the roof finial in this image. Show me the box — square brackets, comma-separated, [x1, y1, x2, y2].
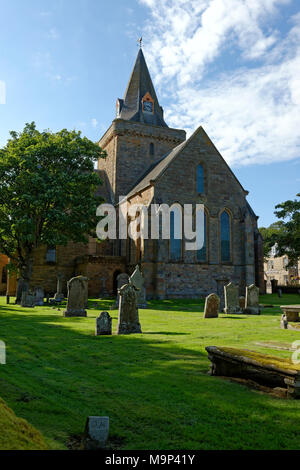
[137, 37, 143, 49]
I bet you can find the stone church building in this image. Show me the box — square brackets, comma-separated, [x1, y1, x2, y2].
[4, 49, 264, 301]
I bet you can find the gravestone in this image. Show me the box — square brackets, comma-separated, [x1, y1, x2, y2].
[83, 277, 89, 308]
[224, 282, 242, 314]
[239, 296, 245, 309]
[82, 416, 109, 450]
[95, 312, 112, 336]
[15, 277, 25, 305]
[245, 284, 260, 315]
[203, 293, 220, 318]
[63, 276, 88, 317]
[111, 273, 130, 309]
[117, 283, 142, 334]
[278, 288, 282, 298]
[129, 265, 147, 308]
[54, 273, 64, 301]
[21, 292, 35, 308]
[266, 279, 272, 294]
[34, 287, 44, 306]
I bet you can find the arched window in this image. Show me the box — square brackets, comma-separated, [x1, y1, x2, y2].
[197, 164, 204, 193]
[170, 206, 182, 261]
[149, 142, 154, 156]
[220, 211, 231, 262]
[197, 212, 207, 262]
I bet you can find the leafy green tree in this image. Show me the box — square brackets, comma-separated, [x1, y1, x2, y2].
[0, 122, 106, 294]
[259, 193, 300, 265]
[273, 193, 300, 266]
[259, 222, 284, 259]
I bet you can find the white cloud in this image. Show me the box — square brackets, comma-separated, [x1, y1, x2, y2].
[91, 118, 98, 128]
[0, 81, 6, 104]
[47, 28, 59, 40]
[140, 0, 300, 166]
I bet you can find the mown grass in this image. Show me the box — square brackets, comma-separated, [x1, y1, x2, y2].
[0, 397, 47, 450]
[0, 293, 300, 450]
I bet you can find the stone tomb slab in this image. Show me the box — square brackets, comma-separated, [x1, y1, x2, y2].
[206, 345, 300, 399]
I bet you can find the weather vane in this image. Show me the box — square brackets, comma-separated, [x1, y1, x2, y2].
[137, 37, 143, 49]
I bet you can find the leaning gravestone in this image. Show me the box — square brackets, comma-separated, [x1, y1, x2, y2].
[245, 284, 260, 315]
[21, 291, 35, 308]
[95, 312, 112, 336]
[129, 265, 147, 308]
[224, 282, 242, 314]
[54, 273, 64, 301]
[34, 287, 44, 306]
[64, 276, 88, 317]
[203, 293, 220, 318]
[111, 273, 130, 309]
[82, 416, 109, 450]
[117, 283, 142, 334]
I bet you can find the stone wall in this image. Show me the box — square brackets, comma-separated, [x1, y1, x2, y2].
[98, 119, 186, 203]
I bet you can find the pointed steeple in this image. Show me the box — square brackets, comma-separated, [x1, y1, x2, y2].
[116, 49, 168, 127]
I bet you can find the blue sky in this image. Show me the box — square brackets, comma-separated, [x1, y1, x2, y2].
[0, 0, 299, 227]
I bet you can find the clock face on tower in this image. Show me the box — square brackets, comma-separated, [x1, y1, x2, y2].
[143, 100, 153, 113]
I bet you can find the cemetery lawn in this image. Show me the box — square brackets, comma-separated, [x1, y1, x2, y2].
[1, 294, 300, 450]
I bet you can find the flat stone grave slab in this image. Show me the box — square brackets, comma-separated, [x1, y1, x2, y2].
[280, 305, 300, 322]
[206, 346, 300, 399]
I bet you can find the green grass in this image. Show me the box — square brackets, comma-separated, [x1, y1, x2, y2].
[0, 397, 47, 450]
[0, 293, 300, 450]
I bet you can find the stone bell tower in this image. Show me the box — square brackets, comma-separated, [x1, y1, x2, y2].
[97, 48, 186, 204]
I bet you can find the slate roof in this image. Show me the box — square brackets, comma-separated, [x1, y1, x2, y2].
[118, 49, 168, 127]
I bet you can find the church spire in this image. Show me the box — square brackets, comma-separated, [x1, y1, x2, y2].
[116, 48, 168, 127]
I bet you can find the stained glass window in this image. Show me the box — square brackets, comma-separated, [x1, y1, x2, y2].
[170, 209, 182, 261]
[197, 212, 207, 261]
[220, 211, 231, 262]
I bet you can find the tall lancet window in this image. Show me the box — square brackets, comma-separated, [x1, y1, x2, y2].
[196, 211, 207, 262]
[197, 164, 204, 193]
[170, 205, 182, 261]
[220, 210, 231, 262]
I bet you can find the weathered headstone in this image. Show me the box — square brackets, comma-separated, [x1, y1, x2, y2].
[34, 287, 44, 306]
[239, 296, 245, 309]
[224, 282, 242, 314]
[203, 293, 220, 318]
[54, 273, 64, 301]
[63, 276, 88, 317]
[278, 288, 282, 298]
[111, 273, 130, 309]
[129, 265, 147, 308]
[245, 284, 260, 315]
[117, 283, 142, 334]
[15, 277, 25, 305]
[21, 291, 35, 308]
[82, 416, 109, 450]
[266, 279, 272, 294]
[95, 312, 112, 336]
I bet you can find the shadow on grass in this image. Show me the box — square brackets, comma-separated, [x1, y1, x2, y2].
[0, 305, 300, 450]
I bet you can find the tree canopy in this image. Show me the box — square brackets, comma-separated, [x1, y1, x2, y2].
[259, 193, 300, 265]
[0, 122, 106, 288]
